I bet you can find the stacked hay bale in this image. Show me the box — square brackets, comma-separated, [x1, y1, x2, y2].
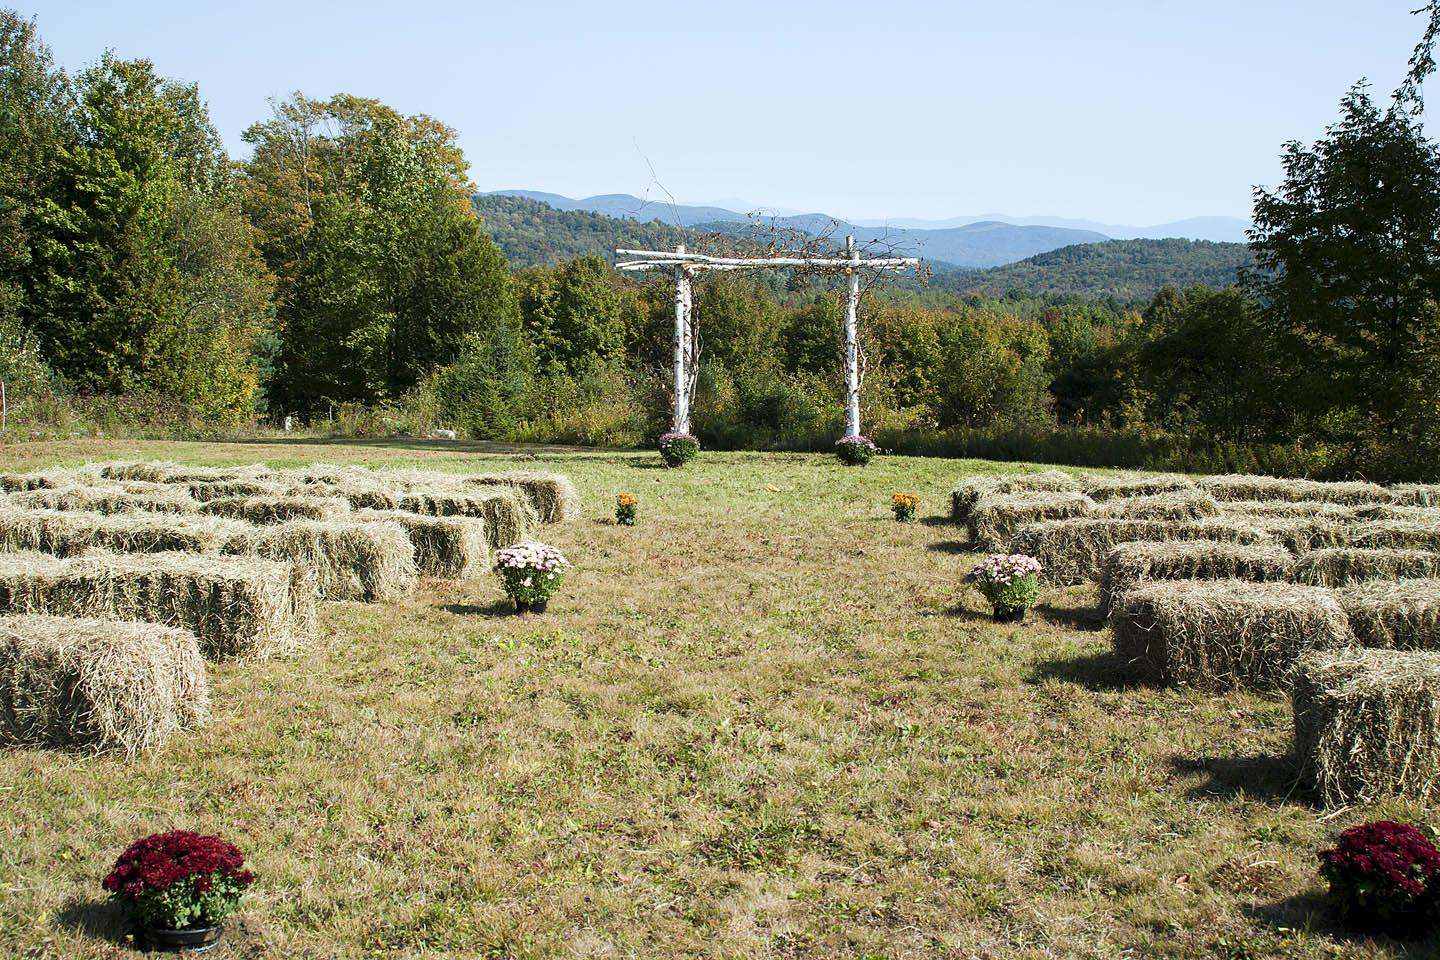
[968, 491, 1093, 551]
[1007, 516, 1272, 585]
[1098, 541, 1295, 615]
[0, 613, 208, 755]
[357, 510, 490, 578]
[1081, 473, 1194, 502]
[1347, 519, 1440, 553]
[0, 552, 314, 661]
[1293, 649, 1440, 805]
[1199, 474, 1394, 506]
[1293, 548, 1440, 586]
[200, 495, 351, 524]
[950, 471, 1079, 527]
[1111, 580, 1353, 690]
[1392, 483, 1440, 508]
[465, 472, 582, 524]
[8, 484, 199, 515]
[1093, 489, 1221, 521]
[0, 507, 248, 557]
[225, 519, 417, 602]
[1335, 579, 1440, 651]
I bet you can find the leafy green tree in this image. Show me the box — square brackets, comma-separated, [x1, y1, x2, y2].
[242, 94, 514, 413]
[19, 51, 267, 422]
[932, 309, 1051, 429]
[516, 256, 641, 376]
[1248, 4, 1440, 462]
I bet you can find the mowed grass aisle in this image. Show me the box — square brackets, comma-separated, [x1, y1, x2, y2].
[0, 439, 1431, 959]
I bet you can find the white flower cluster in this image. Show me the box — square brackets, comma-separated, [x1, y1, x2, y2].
[965, 553, 1043, 587]
[494, 540, 570, 573]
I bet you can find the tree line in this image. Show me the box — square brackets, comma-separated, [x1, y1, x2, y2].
[1, 7, 1438, 480]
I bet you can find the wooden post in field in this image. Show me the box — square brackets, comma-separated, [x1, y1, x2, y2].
[843, 234, 862, 437]
[671, 244, 691, 434]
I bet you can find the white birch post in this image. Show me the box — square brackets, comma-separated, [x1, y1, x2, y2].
[671, 244, 690, 434]
[843, 235, 862, 437]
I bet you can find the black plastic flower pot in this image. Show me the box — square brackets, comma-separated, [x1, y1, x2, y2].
[141, 923, 224, 953]
[514, 598, 549, 615]
[991, 606, 1026, 624]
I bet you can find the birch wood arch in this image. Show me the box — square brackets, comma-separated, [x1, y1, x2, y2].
[615, 237, 920, 438]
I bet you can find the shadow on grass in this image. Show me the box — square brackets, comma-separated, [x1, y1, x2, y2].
[927, 540, 974, 555]
[939, 603, 993, 623]
[1168, 752, 1310, 805]
[1036, 602, 1105, 631]
[920, 515, 956, 529]
[1245, 892, 1440, 956]
[54, 896, 129, 947]
[440, 600, 515, 618]
[1028, 650, 1138, 690]
[209, 436, 600, 456]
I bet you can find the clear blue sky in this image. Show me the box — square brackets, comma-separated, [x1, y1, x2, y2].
[14, 0, 1433, 224]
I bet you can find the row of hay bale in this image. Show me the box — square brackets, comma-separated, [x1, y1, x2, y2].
[949, 470, 1440, 807]
[0, 460, 581, 756]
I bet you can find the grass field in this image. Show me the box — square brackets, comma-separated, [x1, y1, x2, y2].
[0, 438, 1433, 959]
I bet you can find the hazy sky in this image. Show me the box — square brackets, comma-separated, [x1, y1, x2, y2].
[15, 1, 1433, 224]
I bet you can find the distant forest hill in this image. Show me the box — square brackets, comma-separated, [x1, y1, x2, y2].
[473, 193, 1253, 301]
[944, 238, 1254, 302]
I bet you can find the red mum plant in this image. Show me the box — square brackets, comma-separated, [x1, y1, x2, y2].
[1319, 821, 1440, 936]
[103, 831, 254, 932]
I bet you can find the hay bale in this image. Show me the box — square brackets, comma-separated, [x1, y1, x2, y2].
[1008, 517, 1273, 585]
[465, 472, 582, 524]
[1391, 483, 1440, 508]
[187, 478, 286, 502]
[0, 613, 208, 756]
[226, 519, 417, 602]
[1347, 519, 1440, 553]
[1355, 503, 1440, 523]
[1093, 489, 1222, 521]
[201, 495, 351, 524]
[968, 491, 1094, 551]
[1246, 517, 1351, 553]
[0, 470, 89, 493]
[1293, 548, 1440, 587]
[1218, 499, 1364, 523]
[99, 461, 271, 485]
[395, 488, 535, 548]
[1199, 474, 1394, 505]
[8, 484, 199, 515]
[949, 471, 1079, 525]
[0, 506, 249, 557]
[1080, 473, 1195, 502]
[1098, 541, 1295, 615]
[1111, 580, 1353, 690]
[357, 510, 490, 578]
[0, 552, 314, 661]
[1292, 648, 1440, 805]
[1335, 579, 1440, 651]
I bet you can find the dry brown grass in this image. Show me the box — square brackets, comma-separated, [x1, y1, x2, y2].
[0, 551, 313, 661]
[1293, 648, 1440, 806]
[1292, 547, 1440, 587]
[0, 613, 208, 756]
[1111, 579, 1353, 690]
[1008, 516, 1273, 585]
[1336, 579, 1440, 651]
[1347, 519, 1440, 552]
[1098, 540, 1295, 615]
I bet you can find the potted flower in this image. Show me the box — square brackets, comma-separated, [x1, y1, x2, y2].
[891, 492, 919, 522]
[835, 435, 878, 466]
[494, 540, 570, 613]
[658, 432, 700, 468]
[964, 553, 1043, 622]
[615, 493, 638, 526]
[103, 830, 253, 953]
[1319, 821, 1440, 937]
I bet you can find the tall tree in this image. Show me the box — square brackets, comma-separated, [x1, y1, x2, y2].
[17, 50, 268, 421]
[1248, 3, 1440, 464]
[242, 94, 514, 413]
